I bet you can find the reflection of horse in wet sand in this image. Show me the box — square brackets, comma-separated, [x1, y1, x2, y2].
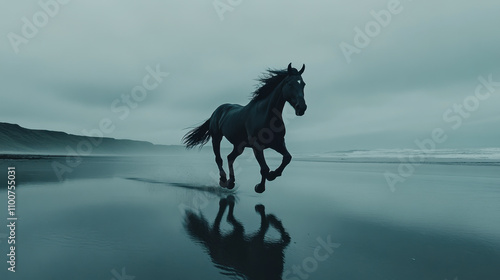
[183, 196, 291, 280]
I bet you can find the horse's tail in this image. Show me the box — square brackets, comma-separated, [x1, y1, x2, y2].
[182, 118, 211, 149]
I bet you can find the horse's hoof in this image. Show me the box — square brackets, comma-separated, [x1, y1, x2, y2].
[255, 183, 265, 193]
[267, 171, 279, 181]
[255, 204, 265, 213]
[227, 180, 235, 190]
[219, 177, 228, 188]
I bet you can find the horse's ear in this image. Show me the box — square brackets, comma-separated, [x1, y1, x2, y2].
[287, 63, 292, 74]
[299, 64, 305, 75]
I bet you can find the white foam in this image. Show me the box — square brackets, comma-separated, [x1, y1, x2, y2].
[301, 148, 500, 161]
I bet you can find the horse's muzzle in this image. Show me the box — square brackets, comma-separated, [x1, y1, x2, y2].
[295, 104, 307, 116]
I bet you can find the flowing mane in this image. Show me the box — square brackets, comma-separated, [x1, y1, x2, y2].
[251, 69, 290, 101]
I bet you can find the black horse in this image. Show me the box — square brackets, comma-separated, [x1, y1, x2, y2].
[183, 196, 291, 280]
[183, 63, 307, 193]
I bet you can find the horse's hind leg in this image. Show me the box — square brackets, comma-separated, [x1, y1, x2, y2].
[226, 196, 244, 236]
[212, 135, 227, 187]
[214, 198, 228, 232]
[226, 145, 244, 189]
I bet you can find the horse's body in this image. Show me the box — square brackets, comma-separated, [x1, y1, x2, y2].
[183, 63, 307, 193]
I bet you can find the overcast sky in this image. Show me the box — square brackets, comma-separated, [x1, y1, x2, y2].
[1, 0, 499, 152]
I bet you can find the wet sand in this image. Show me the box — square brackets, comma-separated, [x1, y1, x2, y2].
[1, 153, 499, 280]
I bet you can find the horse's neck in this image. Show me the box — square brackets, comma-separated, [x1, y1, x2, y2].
[263, 82, 286, 119]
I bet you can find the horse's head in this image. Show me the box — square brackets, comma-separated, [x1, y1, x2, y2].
[282, 63, 307, 116]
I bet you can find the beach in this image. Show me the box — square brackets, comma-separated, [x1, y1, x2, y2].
[0, 152, 499, 280]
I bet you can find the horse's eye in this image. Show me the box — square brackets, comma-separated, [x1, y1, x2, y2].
[297, 80, 301, 84]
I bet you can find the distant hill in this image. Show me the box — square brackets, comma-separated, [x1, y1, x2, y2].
[0, 122, 182, 155]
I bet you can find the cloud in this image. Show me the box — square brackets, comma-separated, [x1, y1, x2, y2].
[0, 0, 499, 150]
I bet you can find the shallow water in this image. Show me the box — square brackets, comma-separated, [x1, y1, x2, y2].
[0, 154, 499, 280]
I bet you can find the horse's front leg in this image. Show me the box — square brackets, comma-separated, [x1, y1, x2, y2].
[267, 141, 292, 181]
[254, 204, 269, 238]
[267, 214, 291, 244]
[252, 147, 270, 193]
